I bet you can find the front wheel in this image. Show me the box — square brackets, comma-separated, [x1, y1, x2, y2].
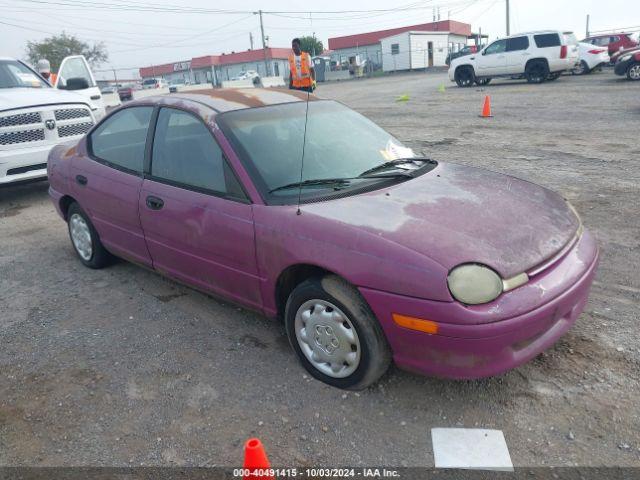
[67, 202, 113, 269]
[525, 62, 549, 83]
[285, 275, 391, 390]
[454, 67, 475, 87]
[475, 78, 491, 86]
[627, 62, 640, 81]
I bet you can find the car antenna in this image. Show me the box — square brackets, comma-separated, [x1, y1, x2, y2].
[295, 72, 312, 216]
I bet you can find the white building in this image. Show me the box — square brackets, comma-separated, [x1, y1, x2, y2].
[327, 20, 474, 71]
[380, 31, 468, 71]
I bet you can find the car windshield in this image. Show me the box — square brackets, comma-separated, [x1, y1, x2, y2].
[217, 100, 419, 201]
[0, 60, 49, 89]
[143, 79, 157, 85]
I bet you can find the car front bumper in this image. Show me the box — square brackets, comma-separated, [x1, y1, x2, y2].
[0, 143, 59, 185]
[359, 229, 599, 379]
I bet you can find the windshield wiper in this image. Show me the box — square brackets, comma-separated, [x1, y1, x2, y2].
[359, 157, 430, 177]
[268, 178, 353, 194]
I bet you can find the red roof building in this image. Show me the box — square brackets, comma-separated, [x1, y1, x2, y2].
[328, 20, 472, 50]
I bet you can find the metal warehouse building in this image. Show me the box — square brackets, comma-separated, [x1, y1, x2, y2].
[327, 20, 474, 71]
[139, 47, 291, 85]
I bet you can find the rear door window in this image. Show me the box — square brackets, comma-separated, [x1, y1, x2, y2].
[506, 36, 530, 51]
[89, 106, 153, 173]
[150, 108, 245, 199]
[534, 33, 561, 48]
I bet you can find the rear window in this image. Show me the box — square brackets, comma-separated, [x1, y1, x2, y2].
[534, 33, 561, 48]
[142, 79, 157, 85]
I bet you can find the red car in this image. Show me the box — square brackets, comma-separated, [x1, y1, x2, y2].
[117, 85, 134, 101]
[582, 33, 638, 57]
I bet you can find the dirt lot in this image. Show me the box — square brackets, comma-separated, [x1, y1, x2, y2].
[1, 70, 639, 468]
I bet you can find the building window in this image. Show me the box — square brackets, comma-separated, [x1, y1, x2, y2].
[274, 62, 279, 77]
[391, 43, 400, 55]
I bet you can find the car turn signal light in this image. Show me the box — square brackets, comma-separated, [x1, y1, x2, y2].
[392, 313, 439, 334]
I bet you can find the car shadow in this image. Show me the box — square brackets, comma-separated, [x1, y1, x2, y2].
[0, 179, 50, 208]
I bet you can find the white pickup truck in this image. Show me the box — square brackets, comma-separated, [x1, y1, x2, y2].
[0, 55, 105, 185]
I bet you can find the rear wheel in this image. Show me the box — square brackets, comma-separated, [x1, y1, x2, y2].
[627, 62, 640, 81]
[454, 66, 475, 87]
[475, 78, 491, 86]
[67, 202, 113, 269]
[525, 61, 549, 83]
[285, 275, 391, 390]
[572, 61, 590, 75]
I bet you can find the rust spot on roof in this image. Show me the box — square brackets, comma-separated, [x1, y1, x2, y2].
[185, 87, 318, 111]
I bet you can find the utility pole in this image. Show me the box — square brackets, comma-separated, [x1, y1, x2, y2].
[585, 14, 590, 37]
[112, 68, 118, 86]
[506, 0, 510, 36]
[257, 10, 270, 76]
[249, 32, 254, 50]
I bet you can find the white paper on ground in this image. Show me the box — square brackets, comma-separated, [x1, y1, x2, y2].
[431, 428, 514, 471]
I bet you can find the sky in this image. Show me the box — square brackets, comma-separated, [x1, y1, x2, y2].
[2, 0, 639, 80]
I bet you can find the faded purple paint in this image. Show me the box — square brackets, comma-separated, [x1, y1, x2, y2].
[47, 90, 599, 380]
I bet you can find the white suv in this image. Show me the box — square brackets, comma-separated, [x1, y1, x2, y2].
[449, 31, 579, 87]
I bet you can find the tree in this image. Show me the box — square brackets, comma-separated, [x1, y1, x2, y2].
[26, 32, 108, 71]
[298, 36, 324, 57]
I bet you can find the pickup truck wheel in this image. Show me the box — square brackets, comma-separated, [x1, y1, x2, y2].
[475, 78, 491, 86]
[627, 63, 640, 81]
[285, 275, 391, 390]
[525, 61, 549, 83]
[454, 67, 475, 87]
[67, 202, 113, 269]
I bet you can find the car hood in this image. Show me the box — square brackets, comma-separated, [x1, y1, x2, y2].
[0, 87, 90, 112]
[302, 162, 580, 279]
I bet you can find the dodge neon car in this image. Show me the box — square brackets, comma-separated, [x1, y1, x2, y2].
[47, 88, 599, 389]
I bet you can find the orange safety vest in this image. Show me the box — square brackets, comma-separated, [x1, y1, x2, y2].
[289, 52, 312, 88]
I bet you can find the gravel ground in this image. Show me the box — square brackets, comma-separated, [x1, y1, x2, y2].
[1, 69, 639, 468]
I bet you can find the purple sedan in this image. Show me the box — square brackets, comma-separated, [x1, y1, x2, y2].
[47, 88, 599, 389]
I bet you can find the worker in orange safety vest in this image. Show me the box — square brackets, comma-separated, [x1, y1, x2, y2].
[288, 38, 315, 93]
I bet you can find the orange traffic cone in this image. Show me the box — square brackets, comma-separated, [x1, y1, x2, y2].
[243, 438, 273, 479]
[480, 95, 493, 118]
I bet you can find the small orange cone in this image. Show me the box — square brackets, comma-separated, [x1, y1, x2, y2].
[243, 438, 273, 479]
[480, 95, 493, 118]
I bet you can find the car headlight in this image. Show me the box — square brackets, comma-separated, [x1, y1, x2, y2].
[447, 264, 503, 305]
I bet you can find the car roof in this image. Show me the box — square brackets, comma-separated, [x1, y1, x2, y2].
[136, 88, 319, 113]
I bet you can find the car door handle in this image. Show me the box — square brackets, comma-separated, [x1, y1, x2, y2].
[90, 95, 101, 100]
[146, 195, 164, 210]
[75, 174, 87, 186]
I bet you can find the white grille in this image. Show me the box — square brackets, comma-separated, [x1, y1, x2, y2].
[0, 112, 42, 128]
[54, 108, 91, 121]
[0, 129, 45, 146]
[58, 121, 93, 138]
[0, 105, 94, 147]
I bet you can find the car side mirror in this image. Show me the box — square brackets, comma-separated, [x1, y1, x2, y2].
[62, 77, 90, 91]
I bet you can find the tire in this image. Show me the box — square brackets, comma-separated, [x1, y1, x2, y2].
[284, 275, 392, 390]
[475, 78, 491, 86]
[67, 202, 113, 269]
[454, 66, 475, 87]
[547, 72, 561, 81]
[572, 61, 590, 75]
[627, 62, 640, 81]
[525, 61, 549, 83]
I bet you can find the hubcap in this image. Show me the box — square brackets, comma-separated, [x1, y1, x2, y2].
[294, 299, 361, 378]
[630, 65, 640, 80]
[69, 213, 93, 261]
